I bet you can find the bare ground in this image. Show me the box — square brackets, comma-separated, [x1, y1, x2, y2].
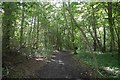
[35, 51, 97, 79]
[3, 50, 97, 79]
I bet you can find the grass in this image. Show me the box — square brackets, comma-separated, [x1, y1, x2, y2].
[74, 49, 119, 78]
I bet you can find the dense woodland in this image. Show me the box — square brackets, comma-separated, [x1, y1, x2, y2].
[1, 2, 120, 78]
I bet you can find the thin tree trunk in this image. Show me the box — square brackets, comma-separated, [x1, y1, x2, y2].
[118, 26, 120, 53]
[56, 24, 59, 50]
[66, 5, 90, 50]
[36, 15, 40, 49]
[91, 4, 102, 51]
[107, 2, 115, 52]
[20, 3, 25, 49]
[87, 26, 96, 50]
[44, 31, 47, 48]
[28, 17, 34, 45]
[28, 17, 34, 55]
[71, 17, 76, 52]
[63, 2, 69, 29]
[103, 26, 106, 52]
[31, 16, 36, 56]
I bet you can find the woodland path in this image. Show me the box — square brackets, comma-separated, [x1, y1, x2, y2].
[35, 51, 96, 79]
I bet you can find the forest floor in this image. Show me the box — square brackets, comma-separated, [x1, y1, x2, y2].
[3, 50, 97, 78]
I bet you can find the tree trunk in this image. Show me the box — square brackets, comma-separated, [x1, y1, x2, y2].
[91, 4, 102, 51]
[107, 2, 115, 52]
[71, 17, 76, 54]
[20, 3, 25, 49]
[56, 24, 59, 50]
[31, 16, 36, 56]
[28, 17, 34, 55]
[118, 26, 120, 53]
[103, 26, 106, 52]
[36, 15, 40, 49]
[2, 3, 13, 55]
[66, 5, 91, 50]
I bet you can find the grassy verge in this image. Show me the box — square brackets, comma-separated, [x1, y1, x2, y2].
[74, 49, 119, 78]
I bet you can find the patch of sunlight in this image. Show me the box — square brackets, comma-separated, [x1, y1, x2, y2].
[78, 15, 83, 21]
[56, 3, 62, 7]
[99, 27, 103, 32]
[34, 55, 45, 61]
[94, 51, 104, 54]
[46, 60, 51, 63]
[58, 60, 62, 63]
[42, 48, 45, 51]
[51, 59, 56, 62]
[51, 55, 56, 58]
[59, 63, 64, 65]
[35, 58, 44, 61]
[102, 66, 120, 75]
[53, 50, 59, 53]
[28, 54, 32, 57]
[50, 59, 65, 65]
[36, 55, 44, 58]
[58, 60, 64, 65]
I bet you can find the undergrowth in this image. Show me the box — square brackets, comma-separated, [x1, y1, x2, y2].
[74, 49, 119, 78]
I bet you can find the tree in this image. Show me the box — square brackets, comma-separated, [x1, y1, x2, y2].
[107, 2, 115, 52]
[2, 2, 17, 55]
[20, 3, 25, 49]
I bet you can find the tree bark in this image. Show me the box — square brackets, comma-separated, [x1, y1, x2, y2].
[2, 3, 14, 55]
[36, 15, 40, 49]
[91, 4, 102, 51]
[107, 2, 115, 52]
[103, 26, 106, 52]
[66, 5, 91, 50]
[118, 26, 120, 53]
[71, 17, 76, 53]
[20, 3, 25, 49]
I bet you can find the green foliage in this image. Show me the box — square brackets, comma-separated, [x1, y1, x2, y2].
[75, 49, 119, 78]
[2, 2, 119, 78]
[96, 52, 118, 67]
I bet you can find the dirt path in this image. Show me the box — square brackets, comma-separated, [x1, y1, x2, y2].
[35, 51, 96, 78]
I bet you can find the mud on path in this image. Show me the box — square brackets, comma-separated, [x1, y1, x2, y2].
[35, 51, 97, 78]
